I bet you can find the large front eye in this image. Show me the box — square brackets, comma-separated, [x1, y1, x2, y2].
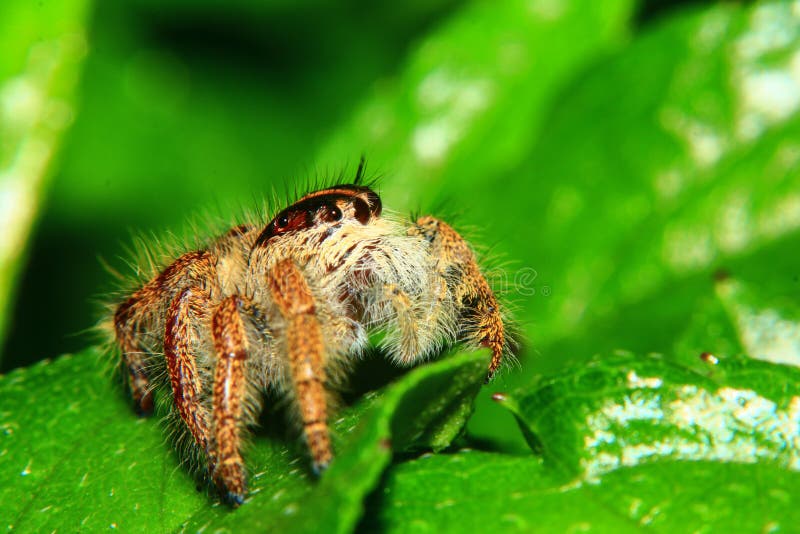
[329, 206, 342, 221]
[277, 215, 289, 228]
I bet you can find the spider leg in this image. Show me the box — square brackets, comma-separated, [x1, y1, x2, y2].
[381, 279, 450, 364]
[164, 286, 215, 469]
[114, 251, 217, 415]
[210, 294, 251, 506]
[411, 216, 505, 380]
[114, 296, 157, 415]
[268, 259, 332, 473]
[382, 284, 419, 361]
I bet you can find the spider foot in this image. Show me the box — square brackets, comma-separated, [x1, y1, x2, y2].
[223, 489, 245, 508]
[214, 462, 246, 507]
[311, 458, 330, 477]
[133, 390, 154, 417]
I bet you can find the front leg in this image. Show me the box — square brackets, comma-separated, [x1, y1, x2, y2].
[268, 259, 332, 473]
[410, 216, 506, 379]
[210, 294, 252, 506]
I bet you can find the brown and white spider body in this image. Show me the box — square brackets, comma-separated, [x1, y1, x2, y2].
[110, 175, 506, 505]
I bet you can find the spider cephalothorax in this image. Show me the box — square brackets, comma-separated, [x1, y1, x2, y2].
[111, 178, 507, 505]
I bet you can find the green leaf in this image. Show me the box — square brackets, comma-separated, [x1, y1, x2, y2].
[0, 348, 488, 532]
[462, 0, 800, 453]
[0, 351, 205, 532]
[445, 267, 799, 530]
[365, 353, 800, 532]
[0, 0, 89, 354]
[365, 452, 800, 532]
[504, 353, 800, 477]
[316, 0, 634, 209]
[459, 0, 800, 374]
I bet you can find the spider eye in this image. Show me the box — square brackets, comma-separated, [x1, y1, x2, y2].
[277, 215, 289, 228]
[353, 198, 371, 224]
[329, 206, 342, 221]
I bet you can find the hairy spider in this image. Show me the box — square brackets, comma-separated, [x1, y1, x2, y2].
[109, 171, 508, 505]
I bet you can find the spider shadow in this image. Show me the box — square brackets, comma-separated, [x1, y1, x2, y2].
[338, 346, 408, 404]
[248, 347, 406, 464]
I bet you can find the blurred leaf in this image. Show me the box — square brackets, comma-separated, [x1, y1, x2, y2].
[317, 0, 634, 208]
[456, 0, 800, 477]
[48, 2, 461, 227]
[364, 353, 800, 532]
[492, 1, 800, 352]
[0, 348, 487, 532]
[715, 276, 800, 367]
[124, 0, 463, 25]
[0, 0, 89, 355]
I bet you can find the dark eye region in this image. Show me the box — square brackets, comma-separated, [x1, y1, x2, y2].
[297, 184, 382, 221]
[254, 185, 380, 248]
[325, 205, 343, 222]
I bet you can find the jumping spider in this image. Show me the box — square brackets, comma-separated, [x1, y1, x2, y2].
[110, 172, 507, 505]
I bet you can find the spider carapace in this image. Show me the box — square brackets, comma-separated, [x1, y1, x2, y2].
[111, 180, 507, 505]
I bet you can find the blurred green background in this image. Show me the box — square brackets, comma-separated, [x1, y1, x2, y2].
[2, 0, 799, 384]
[0, 0, 700, 370]
[0, 0, 472, 369]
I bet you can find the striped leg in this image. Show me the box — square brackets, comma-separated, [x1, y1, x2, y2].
[164, 287, 214, 468]
[268, 259, 332, 473]
[114, 299, 155, 415]
[115, 251, 217, 415]
[210, 295, 251, 505]
[412, 216, 506, 379]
